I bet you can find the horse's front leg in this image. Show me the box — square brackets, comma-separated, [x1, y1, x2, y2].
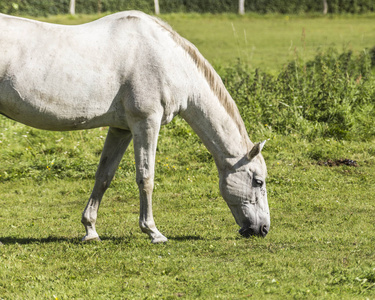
[132, 118, 167, 244]
[81, 127, 132, 241]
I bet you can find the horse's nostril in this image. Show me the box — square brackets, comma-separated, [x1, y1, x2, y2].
[260, 225, 268, 237]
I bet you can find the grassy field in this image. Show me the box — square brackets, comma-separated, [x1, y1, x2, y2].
[0, 13, 374, 299]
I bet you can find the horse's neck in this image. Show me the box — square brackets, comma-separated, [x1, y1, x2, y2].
[180, 87, 251, 170]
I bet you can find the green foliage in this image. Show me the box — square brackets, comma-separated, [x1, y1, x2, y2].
[247, 0, 375, 14]
[223, 48, 375, 140]
[329, 0, 375, 13]
[0, 0, 153, 16]
[167, 0, 237, 14]
[0, 0, 69, 16]
[246, 0, 323, 14]
[1, 0, 374, 16]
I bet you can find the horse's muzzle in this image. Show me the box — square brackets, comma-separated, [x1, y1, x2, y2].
[239, 224, 269, 238]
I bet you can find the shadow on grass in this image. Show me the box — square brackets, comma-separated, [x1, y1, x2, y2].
[0, 234, 213, 245]
[0, 235, 130, 245]
[168, 235, 204, 241]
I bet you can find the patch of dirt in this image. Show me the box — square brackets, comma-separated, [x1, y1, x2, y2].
[318, 159, 358, 167]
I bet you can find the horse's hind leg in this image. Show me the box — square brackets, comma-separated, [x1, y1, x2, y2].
[81, 127, 132, 242]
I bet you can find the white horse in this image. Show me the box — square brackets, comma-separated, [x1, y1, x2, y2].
[0, 11, 270, 243]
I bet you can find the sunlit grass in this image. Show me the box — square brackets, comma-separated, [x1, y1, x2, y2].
[0, 119, 374, 298]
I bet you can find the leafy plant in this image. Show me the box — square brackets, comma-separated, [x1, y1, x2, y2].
[1, 0, 375, 16]
[223, 48, 375, 140]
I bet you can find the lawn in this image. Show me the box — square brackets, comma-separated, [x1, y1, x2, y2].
[0, 13, 374, 299]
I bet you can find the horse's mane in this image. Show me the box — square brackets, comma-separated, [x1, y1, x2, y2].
[148, 15, 250, 146]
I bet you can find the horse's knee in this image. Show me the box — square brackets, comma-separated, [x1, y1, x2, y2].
[137, 177, 154, 193]
[99, 179, 110, 191]
[81, 203, 98, 225]
[95, 171, 112, 191]
[81, 212, 96, 225]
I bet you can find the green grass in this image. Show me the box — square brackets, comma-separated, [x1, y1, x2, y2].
[0, 121, 374, 299]
[0, 13, 374, 299]
[165, 14, 375, 72]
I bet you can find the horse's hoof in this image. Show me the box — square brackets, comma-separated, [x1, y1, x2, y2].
[151, 235, 168, 244]
[82, 235, 101, 242]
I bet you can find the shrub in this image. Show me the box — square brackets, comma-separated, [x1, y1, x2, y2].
[1, 0, 374, 16]
[223, 48, 375, 141]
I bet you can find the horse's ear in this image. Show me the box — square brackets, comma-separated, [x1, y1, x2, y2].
[247, 140, 266, 161]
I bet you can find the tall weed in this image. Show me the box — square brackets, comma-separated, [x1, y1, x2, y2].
[223, 48, 375, 140]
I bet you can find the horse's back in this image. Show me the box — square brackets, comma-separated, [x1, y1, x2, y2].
[0, 12, 190, 131]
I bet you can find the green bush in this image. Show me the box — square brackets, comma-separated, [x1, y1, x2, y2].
[1, 0, 374, 16]
[329, 0, 375, 13]
[247, 0, 375, 14]
[246, 0, 322, 14]
[223, 48, 375, 140]
[0, 0, 154, 16]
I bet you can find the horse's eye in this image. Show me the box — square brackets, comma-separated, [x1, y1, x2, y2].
[254, 179, 263, 187]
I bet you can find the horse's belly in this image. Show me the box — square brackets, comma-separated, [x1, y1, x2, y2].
[0, 80, 123, 131]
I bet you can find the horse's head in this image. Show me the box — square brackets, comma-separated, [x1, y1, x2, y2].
[219, 141, 270, 238]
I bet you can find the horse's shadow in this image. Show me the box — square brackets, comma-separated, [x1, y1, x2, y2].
[168, 235, 204, 241]
[0, 234, 204, 245]
[0, 235, 126, 245]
